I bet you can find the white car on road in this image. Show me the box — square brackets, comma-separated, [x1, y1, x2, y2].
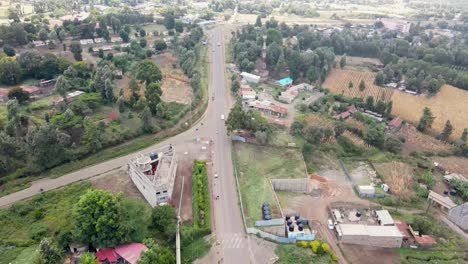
[221, 114, 225, 120]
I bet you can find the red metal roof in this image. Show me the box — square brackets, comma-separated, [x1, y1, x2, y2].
[20, 85, 41, 94]
[395, 221, 412, 239]
[96, 248, 119, 262]
[388, 117, 403, 128]
[115, 243, 148, 264]
[0, 88, 9, 97]
[348, 105, 358, 114]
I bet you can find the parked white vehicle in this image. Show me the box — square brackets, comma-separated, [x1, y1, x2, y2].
[328, 219, 335, 230]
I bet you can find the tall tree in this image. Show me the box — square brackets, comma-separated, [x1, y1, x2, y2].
[461, 128, 468, 143]
[26, 125, 71, 168]
[339, 55, 346, 69]
[73, 190, 122, 248]
[145, 82, 162, 115]
[255, 15, 262, 27]
[136, 60, 162, 85]
[359, 80, 366, 91]
[0, 55, 22, 85]
[70, 41, 83, 61]
[150, 206, 177, 242]
[140, 106, 153, 133]
[417, 107, 435, 132]
[55, 75, 72, 102]
[82, 118, 102, 153]
[348, 81, 353, 89]
[439, 120, 453, 141]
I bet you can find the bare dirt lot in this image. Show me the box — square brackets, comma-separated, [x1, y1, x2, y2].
[161, 72, 193, 104]
[340, 244, 399, 264]
[91, 169, 146, 201]
[430, 156, 468, 177]
[395, 124, 454, 155]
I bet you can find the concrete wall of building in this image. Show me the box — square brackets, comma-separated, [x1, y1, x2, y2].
[128, 165, 158, 207]
[340, 234, 402, 248]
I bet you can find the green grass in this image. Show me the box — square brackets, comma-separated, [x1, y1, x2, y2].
[399, 248, 467, 264]
[233, 143, 307, 226]
[181, 236, 211, 264]
[276, 245, 331, 264]
[270, 130, 298, 146]
[10, 245, 37, 264]
[0, 182, 92, 263]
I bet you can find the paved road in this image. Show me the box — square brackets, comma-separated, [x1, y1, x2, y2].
[0, 24, 257, 263]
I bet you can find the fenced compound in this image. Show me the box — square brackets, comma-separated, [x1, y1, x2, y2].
[246, 227, 294, 244]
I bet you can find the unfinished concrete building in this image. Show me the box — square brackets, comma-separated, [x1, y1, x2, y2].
[128, 145, 178, 207]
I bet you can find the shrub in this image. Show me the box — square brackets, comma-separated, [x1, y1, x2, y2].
[30, 223, 49, 241]
[321, 242, 331, 253]
[309, 240, 320, 253]
[330, 253, 339, 262]
[296, 241, 308, 248]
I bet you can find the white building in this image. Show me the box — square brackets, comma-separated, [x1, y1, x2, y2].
[336, 224, 403, 248]
[128, 145, 178, 207]
[380, 18, 411, 35]
[240, 72, 261, 84]
[375, 210, 395, 226]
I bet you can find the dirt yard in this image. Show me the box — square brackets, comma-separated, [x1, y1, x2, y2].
[340, 244, 400, 264]
[395, 124, 454, 155]
[161, 72, 193, 104]
[91, 169, 146, 201]
[430, 156, 468, 177]
[392, 85, 468, 139]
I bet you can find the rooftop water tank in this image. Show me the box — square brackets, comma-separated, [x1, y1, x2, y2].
[295, 213, 300, 220]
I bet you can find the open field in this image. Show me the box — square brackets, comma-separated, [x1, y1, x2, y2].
[323, 69, 394, 102]
[233, 143, 306, 226]
[324, 69, 468, 138]
[340, 244, 399, 264]
[234, 13, 374, 26]
[430, 156, 468, 177]
[374, 162, 415, 199]
[395, 124, 454, 155]
[392, 85, 468, 139]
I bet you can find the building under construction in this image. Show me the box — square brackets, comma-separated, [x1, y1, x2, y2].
[127, 145, 178, 207]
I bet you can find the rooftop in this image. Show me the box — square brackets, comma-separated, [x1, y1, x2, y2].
[115, 243, 148, 264]
[375, 210, 394, 226]
[428, 190, 457, 209]
[276, 77, 293, 87]
[337, 224, 403, 238]
[388, 117, 403, 128]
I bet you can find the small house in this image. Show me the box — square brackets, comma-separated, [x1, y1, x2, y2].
[358, 185, 375, 197]
[240, 72, 261, 84]
[375, 210, 395, 226]
[388, 117, 403, 130]
[428, 190, 456, 213]
[448, 202, 468, 231]
[275, 77, 293, 88]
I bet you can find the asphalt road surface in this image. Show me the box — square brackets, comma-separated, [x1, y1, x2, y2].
[0, 25, 257, 263]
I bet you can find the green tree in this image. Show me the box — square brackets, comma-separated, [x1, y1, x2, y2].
[33, 238, 62, 264]
[3, 44, 15, 56]
[0, 55, 22, 85]
[145, 82, 162, 115]
[120, 29, 129, 42]
[70, 41, 83, 61]
[231, 78, 240, 93]
[339, 55, 346, 69]
[365, 96, 374, 111]
[461, 128, 468, 143]
[117, 96, 125, 113]
[365, 124, 385, 149]
[428, 78, 441, 94]
[375, 100, 386, 115]
[136, 60, 162, 85]
[163, 12, 175, 29]
[139, 29, 146, 37]
[80, 252, 98, 264]
[82, 118, 102, 153]
[375, 72, 385, 85]
[321, 243, 331, 253]
[138, 244, 175, 264]
[348, 81, 353, 89]
[7, 87, 29, 104]
[384, 135, 403, 153]
[154, 39, 167, 52]
[26, 125, 71, 168]
[266, 28, 282, 46]
[359, 79, 366, 91]
[151, 205, 177, 242]
[140, 38, 147, 48]
[38, 28, 48, 43]
[417, 107, 435, 132]
[255, 15, 262, 27]
[140, 106, 153, 133]
[310, 240, 320, 253]
[113, 54, 131, 74]
[55, 75, 72, 102]
[73, 190, 122, 248]
[438, 120, 453, 141]
[174, 21, 183, 33]
[118, 199, 150, 244]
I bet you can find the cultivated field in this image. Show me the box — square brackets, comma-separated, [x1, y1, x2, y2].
[323, 69, 394, 102]
[392, 85, 468, 139]
[324, 69, 468, 138]
[374, 162, 415, 199]
[395, 124, 454, 155]
[233, 143, 306, 226]
[342, 130, 370, 148]
[430, 156, 468, 177]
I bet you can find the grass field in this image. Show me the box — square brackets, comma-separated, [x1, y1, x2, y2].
[322, 69, 394, 102]
[0, 182, 92, 263]
[233, 143, 306, 226]
[392, 85, 468, 139]
[276, 245, 331, 264]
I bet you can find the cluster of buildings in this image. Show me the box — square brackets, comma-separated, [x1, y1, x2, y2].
[332, 208, 436, 248]
[0, 82, 56, 103]
[70, 242, 147, 264]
